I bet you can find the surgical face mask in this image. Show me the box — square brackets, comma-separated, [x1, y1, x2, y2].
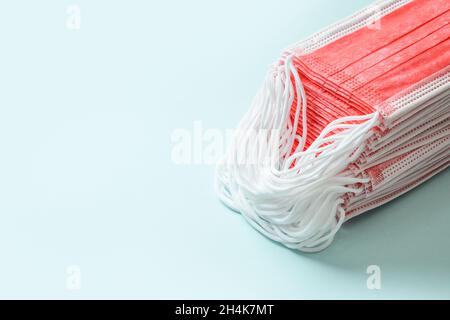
[215, 0, 450, 252]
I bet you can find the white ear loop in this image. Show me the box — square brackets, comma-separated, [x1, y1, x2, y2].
[215, 0, 450, 252]
[215, 53, 380, 252]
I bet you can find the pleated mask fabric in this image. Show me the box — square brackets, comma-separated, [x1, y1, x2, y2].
[216, 0, 450, 252]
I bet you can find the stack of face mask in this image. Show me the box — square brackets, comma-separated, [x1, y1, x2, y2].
[215, 0, 450, 252]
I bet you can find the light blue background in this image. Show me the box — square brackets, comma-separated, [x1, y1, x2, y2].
[0, 0, 449, 299]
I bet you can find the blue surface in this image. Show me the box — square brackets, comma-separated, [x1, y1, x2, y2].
[0, 0, 449, 299]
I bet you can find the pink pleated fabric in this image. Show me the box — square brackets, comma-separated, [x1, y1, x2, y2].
[216, 0, 450, 252]
[290, 0, 449, 219]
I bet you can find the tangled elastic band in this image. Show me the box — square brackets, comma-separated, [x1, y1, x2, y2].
[215, 0, 450, 252]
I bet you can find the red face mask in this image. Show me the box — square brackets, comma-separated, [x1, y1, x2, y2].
[216, 0, 450, 252]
